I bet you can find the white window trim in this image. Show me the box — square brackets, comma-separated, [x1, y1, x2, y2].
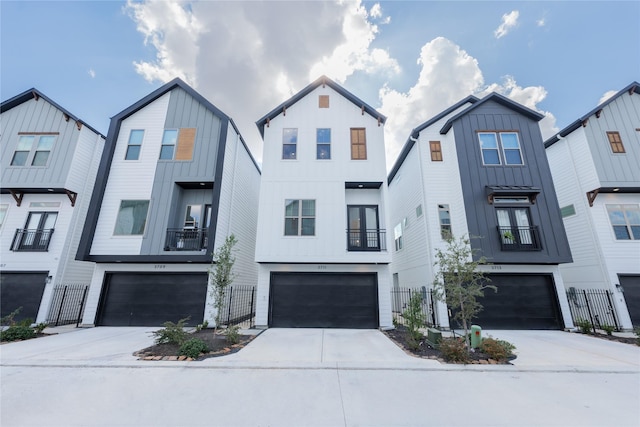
[478, 131, 524, 166]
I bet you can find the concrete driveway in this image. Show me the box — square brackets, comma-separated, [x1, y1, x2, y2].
[1, 327, 639, 426]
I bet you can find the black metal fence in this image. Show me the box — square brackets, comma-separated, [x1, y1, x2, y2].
[391, 286, 438, 328]
[566, 288, 621, 332]
[46, 284, 89, 327]
[219, 285, 256, 328]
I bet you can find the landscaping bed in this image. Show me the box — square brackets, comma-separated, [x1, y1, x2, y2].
[383, 325, 516, 365]
[579, 331, 638, 346]
[134, 328, 256, 361]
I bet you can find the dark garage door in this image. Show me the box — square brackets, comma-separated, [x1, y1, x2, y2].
[620, 275, 640, 327]
[97, 273, 207, 326]
[269, 272, 379, 328]
[0, 272, 48, 322]
[462, 274, 562, 330]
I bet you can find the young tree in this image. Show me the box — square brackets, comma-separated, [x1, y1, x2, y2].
[432, 234, 495, 349]
[209, 234, 237, 334]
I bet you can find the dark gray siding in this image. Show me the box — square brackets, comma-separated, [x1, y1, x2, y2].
[141, 87, 223, 255]
[1, 98, 80, 188]
[453, 100, 572, 264]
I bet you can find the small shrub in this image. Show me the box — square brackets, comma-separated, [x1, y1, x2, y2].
[575, 319, 592, 334]
[33, 322, 48, 334]
[1, 325, 36, 342]
[1, 307, 22, 326]
[179, 338, 209, 359]
[480, 337, 516, 362]
[151, 317, 190, 345]
[196, 320, 209, 331]
[16, 317, 34, 328]
[224, 325, 241, 344]
[439, 337, 469, 363]
[403, 291, 426, 342]
[600, 324, 615, 336]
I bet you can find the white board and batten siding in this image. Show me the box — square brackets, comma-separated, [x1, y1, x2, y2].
[90, 92, 170, 255]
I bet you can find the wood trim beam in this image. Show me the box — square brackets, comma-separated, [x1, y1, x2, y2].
[76, 121, 82, 131]
[63, 113, 70, 122]
[9, 190, 23, 207]
[595, 109, 602, 118]
[65, 190, 78, 207]
[586, 189, 600, 207]
[266, 117, 270, 128]
[283, 106, 286, 116]
[32, 91, 40, 101]
[581, 118, 589, 127]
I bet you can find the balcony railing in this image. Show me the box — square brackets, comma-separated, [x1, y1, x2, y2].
[347, 229, 386, 252]
[164, 228, 208, 251]
[11, 228, 55, 252]
[497, 226, 542, 251]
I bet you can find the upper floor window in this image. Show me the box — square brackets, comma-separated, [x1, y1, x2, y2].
[430, 141, 443, 161]
[478, 132, 523, 166]
[114, 200, 149, 235]
[394, 222, 403, 251]
[606, 204, 640, 240]
[496, 207, 542, 250]
[160, 130, 178, 160]
[10, 134, 57, 166]
[284, 199, 315, 236]
[316, 128, 331, 159]
[438, 204, 452, 239]
[319, 95, 329, 108]
[560, 204, 576, 218]
[125, 130, 144, 160]
[0, 204, 7, 227]
[607, 131, 625, 153]
[11, 211, 58, 252]
[351, 128, 367, 160]
[416, 204, 423, 218]
[282, 128, 297, 159]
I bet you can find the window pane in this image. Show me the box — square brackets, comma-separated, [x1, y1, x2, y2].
[162, 130, 178, 145]
[479, 133, 498, 149]
[17, 135, 34, 150]
[624, 208, 640, 225]
[159, 145, 174, 160]
[631, 226, 640, 240]
[283, 128, 297, 144]
[317, 144, 330, 159]
[301, 200, 315, 216]
[115, 200, 149, 235]
[482, 150, 500, 165]
[301, 218, 315, 236]
[37, 136, 55, 150]
[500, 133, 519, 149]
[317, 128, 330, 143]
[285, 200, 299, 216]
[125, 145, 141, 160]
[0, 204, 7, 226]
[607, 209, 626, 225]
[129, 130, 144, 145]
[31, 151, 50, 166]
[613, 226, 631, 240]
[504, 149, 523, 165]
[284, 218, 298, 236]
[283, 144, 296, 159]
[11, 151, 28, 166]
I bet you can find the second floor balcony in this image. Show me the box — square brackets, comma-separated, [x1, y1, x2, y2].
[164, 228, 208, 252]
[347, 229, 387, 252]
[497, 226, 542, 251]
[11, 228, 55, 252]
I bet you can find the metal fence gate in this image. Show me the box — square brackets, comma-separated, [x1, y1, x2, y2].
[566, 288, 621, 332]
[46, 284, 89, 327]
[391, 286, 438, 328]
[219, 285, 256, 329]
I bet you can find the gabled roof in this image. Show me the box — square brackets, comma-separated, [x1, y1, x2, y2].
[255, 75, 387, 138]
[387, 95, 479, 184]
[544, 81, 640, 148]
[110, 77, 260, 172]
[439, 92, 544, 134]
[1, 88, 104, 138]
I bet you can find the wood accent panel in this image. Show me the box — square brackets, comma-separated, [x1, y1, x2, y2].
[350, 128, 367, 160]
[175, 128, 196, 160]
[319, 95, 329, 108]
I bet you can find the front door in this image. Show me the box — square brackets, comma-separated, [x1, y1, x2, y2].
[348, 205, 379, 251]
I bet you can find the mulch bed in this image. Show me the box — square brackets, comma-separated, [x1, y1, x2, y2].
[581, 332, 638, 345]
[134, 329, 255, 361]
[383, 325, 515, 365]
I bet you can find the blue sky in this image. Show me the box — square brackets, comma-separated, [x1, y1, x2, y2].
[2, 1, 638, 168]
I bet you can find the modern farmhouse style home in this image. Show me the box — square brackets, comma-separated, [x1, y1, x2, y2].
[545, 82, 640, 329]
[254, 76, 393, 329]
[1, 89, 105, 323]
[76, 78, 260, 326]
[388, 93, 574, 330]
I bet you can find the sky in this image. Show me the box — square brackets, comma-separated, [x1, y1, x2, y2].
[2, 1, 639, 170]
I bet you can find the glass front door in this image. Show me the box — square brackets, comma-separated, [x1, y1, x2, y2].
[348, 205, 379, 251]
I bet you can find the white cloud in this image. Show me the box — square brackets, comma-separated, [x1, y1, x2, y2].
[88, 68, 96, 78]
[536, 18, 546, 27]
[494, 10, 519, 39]
[370, 3, 382, 18]
[125, 0, 398, 162]
[598, 90, 618, 105]
[380, 38, 557, 169]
